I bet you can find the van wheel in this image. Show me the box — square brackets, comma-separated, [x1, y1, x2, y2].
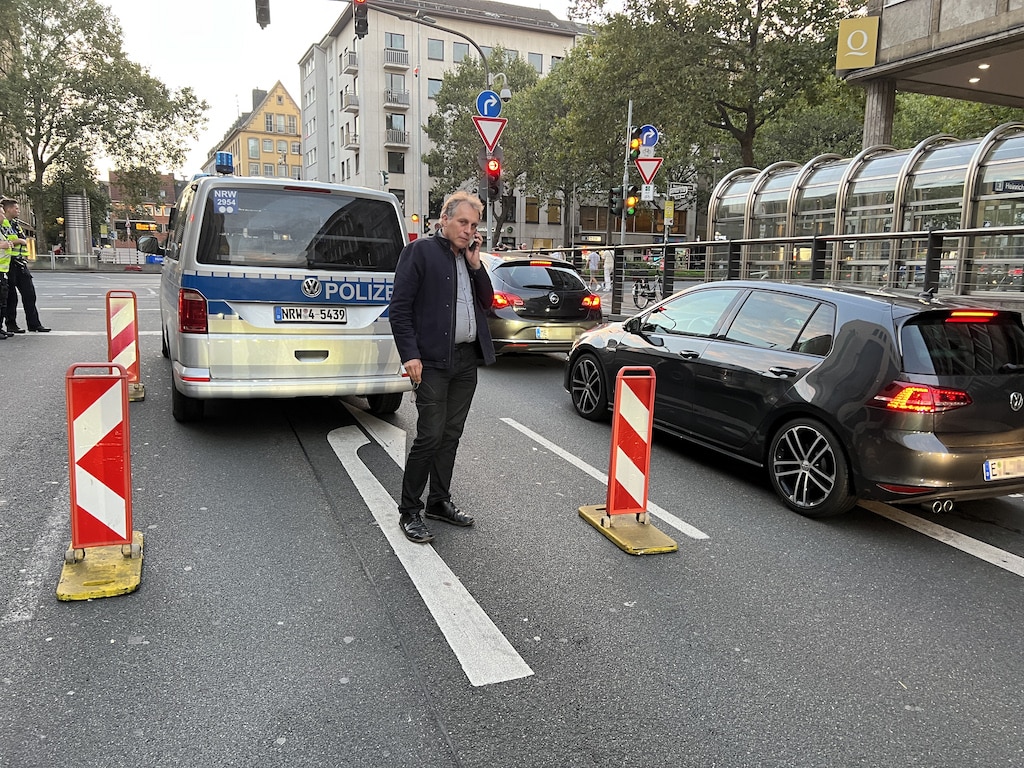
[367, 392, 403, 415]
[171, 381, 204, 423]
[768, 418, 855, 518]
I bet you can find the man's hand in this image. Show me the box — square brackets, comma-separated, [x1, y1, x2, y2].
[465, 232, 483, 270]
[404, 358, 423, 385]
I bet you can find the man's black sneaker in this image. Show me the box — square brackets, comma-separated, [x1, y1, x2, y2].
[6, 326, 25, 334]
[28, 326, 50, 332]
[399, 512, 434, 543]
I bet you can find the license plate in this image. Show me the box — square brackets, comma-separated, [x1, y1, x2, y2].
[274, 305, 347, 323]
[984, 455, 1024, 481]
[534, 326, 574, 340]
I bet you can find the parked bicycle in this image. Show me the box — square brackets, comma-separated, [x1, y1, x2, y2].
[631, 275, 662, 308]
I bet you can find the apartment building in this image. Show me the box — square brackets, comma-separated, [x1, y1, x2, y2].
[299, 0, 579, 247]
[201, 82, 303, 180]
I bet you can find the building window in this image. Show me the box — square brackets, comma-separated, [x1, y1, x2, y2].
[547, 198, 562, 225]
[526, 197, 540, 224]
[278, 163, 289, 177]
[249, 163, 260, 176]
[385, 32, 405, 50]
[263, 139, 273, 152]
[263, 163, 275, 176]
[248, 138, 260, 159]
[291, 165, 301, 180]
[427, 38, 443, 60]
[386, 113, 406, 132]
[454, 42, 469, 62]
[387, 152, 405, 174]
[551, 55, 564, 69]
[528, 52, 542, 73]
[277, 114, 286, 133]
[391, 189, 405, 209]
[291, 141, 301, 154]
[288, 115, 297, 134]
[504, 196, 516, 222]
[277, 140, 288, 155]
[265, 113, 274, 132]
[277, 94, 284, 105]
[428, 78, 442, 99]
[481, 46, 493, 59]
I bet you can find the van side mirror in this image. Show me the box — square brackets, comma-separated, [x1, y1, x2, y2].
[136, 235, 164, 255]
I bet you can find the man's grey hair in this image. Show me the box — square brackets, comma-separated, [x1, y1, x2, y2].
[442, 190, 483, 219]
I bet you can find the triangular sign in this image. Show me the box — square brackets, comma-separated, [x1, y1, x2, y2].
[473, 116, 508, 153]
[635, 157, 664, 185]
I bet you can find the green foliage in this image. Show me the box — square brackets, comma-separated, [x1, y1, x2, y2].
[892, 94, 1024, 149]
[0, 0, 207, 247]
[41, 148, 111, 245]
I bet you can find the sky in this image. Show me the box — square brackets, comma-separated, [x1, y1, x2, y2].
[102, 0, 592, 177]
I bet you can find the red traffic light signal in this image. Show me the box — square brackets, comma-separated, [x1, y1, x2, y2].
[485, 156, 502, 198]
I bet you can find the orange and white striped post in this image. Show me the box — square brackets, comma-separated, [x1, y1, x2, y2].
[106, 290, 145, 401]
[57, 363, 143, 600]
[578, 366, 677, 555]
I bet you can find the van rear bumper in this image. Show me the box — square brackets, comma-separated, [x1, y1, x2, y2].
[173, 363, 413, 399]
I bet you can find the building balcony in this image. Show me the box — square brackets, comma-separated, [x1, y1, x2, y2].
[342, 92, 359, 113]
[384, 128, 410, 147]
[342, 51, 358, 74]
[343, 132, 359, 150]
[383, 47, 410, 70]
[383, 88, 410, 109]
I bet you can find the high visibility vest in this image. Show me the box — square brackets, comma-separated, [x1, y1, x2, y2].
[0, 218, 13, 273]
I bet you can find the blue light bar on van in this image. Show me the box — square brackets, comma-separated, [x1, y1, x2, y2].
[215, 152, 234, 175]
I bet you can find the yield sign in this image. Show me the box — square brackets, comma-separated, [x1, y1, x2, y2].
[634, 157, 663, 185]
[473, 115, 507, 153]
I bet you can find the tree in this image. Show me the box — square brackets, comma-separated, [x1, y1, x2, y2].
[0, 0, 206, 248]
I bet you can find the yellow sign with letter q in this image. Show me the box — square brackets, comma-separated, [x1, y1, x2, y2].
[836, 17, 879, 70]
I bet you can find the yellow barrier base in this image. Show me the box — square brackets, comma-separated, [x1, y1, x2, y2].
[578, 505, 678, 555]
[56, 531, 144, 601]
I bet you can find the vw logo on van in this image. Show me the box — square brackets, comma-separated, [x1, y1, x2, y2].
[302, 277, 323, 298]
[1011, 392, 1024, 412]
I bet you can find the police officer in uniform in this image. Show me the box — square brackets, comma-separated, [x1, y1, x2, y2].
[1, 198, 49, 333]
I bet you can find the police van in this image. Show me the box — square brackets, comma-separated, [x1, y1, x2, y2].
[138, 168, 413, 423]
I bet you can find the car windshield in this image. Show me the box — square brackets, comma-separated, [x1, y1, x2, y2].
[498, 264, 585, 291]
[901, 311, 1024, 375]
[195, 187, 404, 272]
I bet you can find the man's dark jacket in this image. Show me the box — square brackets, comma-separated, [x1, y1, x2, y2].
[389, 233, 496, 369]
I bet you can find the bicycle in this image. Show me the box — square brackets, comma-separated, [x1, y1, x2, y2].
[631, 275, 662, 308]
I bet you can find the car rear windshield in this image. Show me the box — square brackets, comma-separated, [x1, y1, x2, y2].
[900, 311, 1024, 375]
[196, 187, 404, 272]
[497, 263, 585, 291]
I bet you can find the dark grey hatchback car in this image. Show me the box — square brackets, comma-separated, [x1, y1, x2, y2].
[565, 280, 1024, 517]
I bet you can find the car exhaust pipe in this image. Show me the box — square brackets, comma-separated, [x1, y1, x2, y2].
[930, 499, 954, 514]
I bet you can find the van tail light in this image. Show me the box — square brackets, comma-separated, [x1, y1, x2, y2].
[582, 294, 601, 310]
[492, 291, 524, 309]
[178, 288, 208, 334]
[872, 381, 971, 413]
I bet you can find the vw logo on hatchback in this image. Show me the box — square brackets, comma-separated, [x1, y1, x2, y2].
[548, 292, 561, 306]
[1011, 392, 1024, 412]
[302, 277, 322, 298]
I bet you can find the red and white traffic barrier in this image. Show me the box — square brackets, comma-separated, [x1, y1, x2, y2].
[65, 363, 133, 556]
[106, 290, 145, 401]
[605, 366, 656, 522]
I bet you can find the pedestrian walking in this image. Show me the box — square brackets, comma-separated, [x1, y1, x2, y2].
[602, 248, 614, 292]
[587, 248, 599, 290]
[389, 190, 496, 544]
[1, 198, 49, 333]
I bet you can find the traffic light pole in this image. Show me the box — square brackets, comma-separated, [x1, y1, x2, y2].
[620, 100, 633, 246]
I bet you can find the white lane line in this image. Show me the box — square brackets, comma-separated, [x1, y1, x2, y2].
[859, 500, 1024, 578]
[2, 484, 70, 626]
[501, 418, 709, 541]
[327, 426, 533, 687]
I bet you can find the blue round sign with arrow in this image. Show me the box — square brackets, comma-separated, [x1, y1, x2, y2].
[476, 90, 502, 118]
[640, 124, 660, 147]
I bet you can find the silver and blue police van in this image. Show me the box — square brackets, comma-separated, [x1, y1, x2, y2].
[139, 161, 413, 423]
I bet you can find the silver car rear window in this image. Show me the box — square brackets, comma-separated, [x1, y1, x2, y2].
[196, 187, 403, 272]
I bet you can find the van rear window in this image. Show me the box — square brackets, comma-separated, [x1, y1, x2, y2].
[901, 312, 1024, 375]
[196, 188, 403, 272]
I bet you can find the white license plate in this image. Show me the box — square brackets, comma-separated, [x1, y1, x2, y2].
[274, 306, 347, 324]
[534, 326, 574, 340]
[984, 455, 1024, 481]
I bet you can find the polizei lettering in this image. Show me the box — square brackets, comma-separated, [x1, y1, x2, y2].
[323, 281, 393, 303]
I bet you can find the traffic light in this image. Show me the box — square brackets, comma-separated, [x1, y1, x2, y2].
[411, 213, 420, 229]
[254, 0, 270, 28]
[609, 185, 623, 216]
[625, 184, 639, 216]
[485, 156, 502, 199]
[354, 0, 368, 39]
[629, 126, 642, 160]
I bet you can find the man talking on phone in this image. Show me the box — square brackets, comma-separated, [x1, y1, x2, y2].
[389, 190, 496, 544]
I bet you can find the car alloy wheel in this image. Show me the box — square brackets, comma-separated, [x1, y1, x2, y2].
[768, 418, 855, 517]
[570, 354, 608, 421]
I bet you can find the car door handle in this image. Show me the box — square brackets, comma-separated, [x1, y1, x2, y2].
[678, 350, 700, 359]
[769, 366, 799, 378]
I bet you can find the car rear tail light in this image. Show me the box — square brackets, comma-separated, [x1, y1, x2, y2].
[492, 291, 524, 309]
[178, 288, 208, 334]
[946, 309, 998, 323]
[582, 294, 601, 310]
[529, 260, 552, 266]
[872, 381, 971, 412]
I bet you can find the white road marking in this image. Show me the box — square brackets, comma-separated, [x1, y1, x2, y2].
[327, 425, 533, 687]
[2, 485, 70, 626]
[501, 418, 710, 540]
[860, 501, 1024, 578]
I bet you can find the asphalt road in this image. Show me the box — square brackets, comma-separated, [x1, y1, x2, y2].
[2, 272, 1024, 767]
